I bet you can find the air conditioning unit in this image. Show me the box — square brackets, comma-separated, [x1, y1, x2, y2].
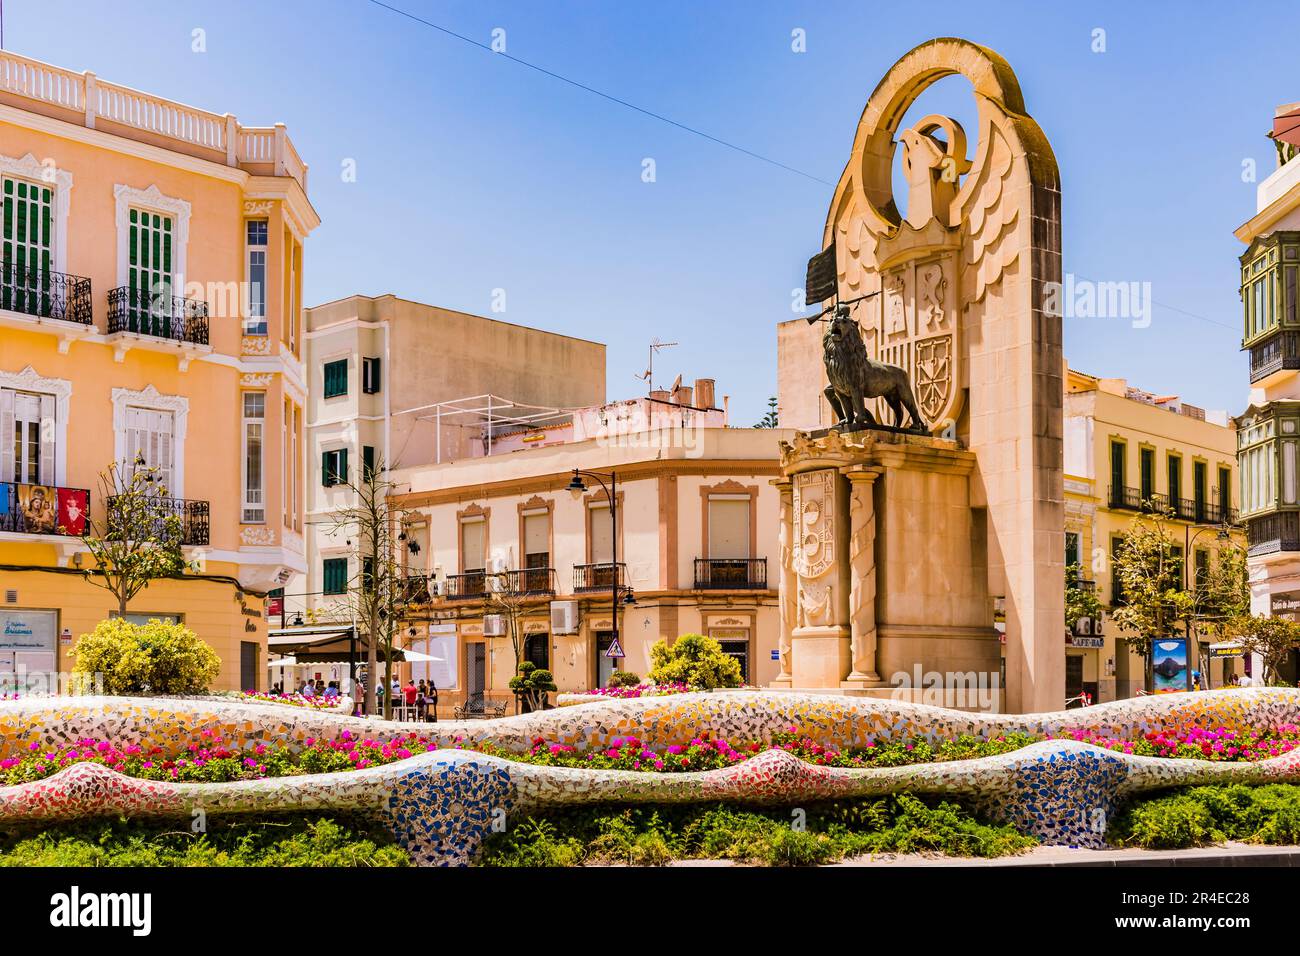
[1075, 617, 1092, 636]
[1092, 618, 1104, 636]
[550, 600, 579, 635]
[483, 614, 506, 637]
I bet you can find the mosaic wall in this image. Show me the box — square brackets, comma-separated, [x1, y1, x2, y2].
[2, 689, 1300, 863]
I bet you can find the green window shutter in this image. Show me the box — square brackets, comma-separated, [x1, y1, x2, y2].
[323, 558, 347, 595]
[324, 360, 348, 399]
[339, 448, 348, 484]
[322, 450, 333, 486]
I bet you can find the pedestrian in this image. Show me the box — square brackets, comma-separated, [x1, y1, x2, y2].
[403, 678, 418, 715]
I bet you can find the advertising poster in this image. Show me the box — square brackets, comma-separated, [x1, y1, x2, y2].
[1152, 638, 1189, 693]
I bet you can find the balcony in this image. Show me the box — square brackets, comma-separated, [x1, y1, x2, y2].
[1246, 512, 1300, 557]
[504, 567, 556, 596]
[107, 287, 209, 346]
[1249, 329, 1300, 384]
[694, 557, 768, 590]
[1107, 486, 1237, 526]
[443, 570, 487, 601]
[1, 261, 93, 325]
[106, 495, 210, 546]
[0, 50, 309, 191]
[0, 482, 89, 536]
[573, 562, 625, 593]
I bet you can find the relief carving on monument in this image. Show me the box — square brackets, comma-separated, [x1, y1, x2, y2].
[775, 481, 796, 681]
[845, 471, 880, 683]
[791, 469, 836, 630]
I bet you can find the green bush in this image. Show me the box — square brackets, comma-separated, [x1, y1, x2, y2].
[648, 633, 743, 690]
[478, 795, 1035, 866]
[72, 618, 221, 695]
[1109, 784, 1300, 849]
[0, 813, 409, 867]
[606, 670, 642, 689]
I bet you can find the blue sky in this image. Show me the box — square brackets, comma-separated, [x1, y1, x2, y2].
[9, 1, 1297, 423]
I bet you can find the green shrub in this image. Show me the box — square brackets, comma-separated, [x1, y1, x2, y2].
[606, 670, 642, 689]
[1111, 784, 1300, 849]
[478, 795, 1035, 866]
[0, 813, 408, 867]
[72, 618, 221, 695]
[648, 633, 743, 689]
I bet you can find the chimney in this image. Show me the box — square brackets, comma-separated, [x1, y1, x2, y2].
[649, 388, 671, 402]
[672, 384, 694, 407]
[694, 378, 716, 409]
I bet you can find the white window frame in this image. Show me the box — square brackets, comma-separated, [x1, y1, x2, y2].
[114, 184, 191, 291]
[0, 153, 72, 275]
[244, 218, 268, 335]
[0, 365, 70, 486]
[242, 391, 266, 524]
[111, 385, 189, 497]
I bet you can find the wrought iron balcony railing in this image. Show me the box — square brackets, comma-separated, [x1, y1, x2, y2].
[107, 286, 209, 345]
[573, 562, 626, 593]
[694, 557, 768, 590]
[443, 570, 487, 600]
[105, 495, 210, 546]
[0, 482, 89, 536]
[1, 260, 93, 324]
[504, 567, 557, 596]
[1249, 329, 1300, 383]
[1107, 486, 1237, 526]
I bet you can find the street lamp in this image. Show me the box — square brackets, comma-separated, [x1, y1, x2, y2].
[567, 468, 631, 677]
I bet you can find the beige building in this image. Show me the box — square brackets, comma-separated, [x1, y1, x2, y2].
[1235, 100, 1300, 685]
[388, 383, 790, 709]
[285, 294, 605, 622]
[1064, 367, 1243, 701]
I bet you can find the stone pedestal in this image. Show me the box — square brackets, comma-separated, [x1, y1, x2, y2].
[772, 427, 999, 696]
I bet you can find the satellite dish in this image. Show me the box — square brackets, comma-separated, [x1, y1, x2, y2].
[670, 374, 682, 392]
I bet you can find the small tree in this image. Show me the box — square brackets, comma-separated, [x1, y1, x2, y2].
[509, 661, 557, 712]
[1191, 542, 1250, 642]
[72, 618, 220, 695]
[753, 397, 779, 429]
[1110, 510, 1194, 693]
[1232, 615, 1300, 686]
[648, 633, 743, 689]
[327, 456, 410, 718]
[80, 458, 188, 617]
[1064, 563, 1104, 633]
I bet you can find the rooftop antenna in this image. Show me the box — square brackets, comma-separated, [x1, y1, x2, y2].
[636, 338, 678, 394]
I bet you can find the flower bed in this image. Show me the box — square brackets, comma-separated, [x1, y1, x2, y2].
[1052, 724, 1300, 761]
[581, 682, 691, 699]
[240, 691, 347, 710]
[7, 722, 1300, 789]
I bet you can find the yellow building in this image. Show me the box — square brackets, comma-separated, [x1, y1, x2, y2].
[1064, 366, 1244, 701]
[0, 51, 317, 691]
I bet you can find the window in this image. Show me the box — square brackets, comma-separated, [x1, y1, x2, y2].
[1167, 454, 1182, 505]
[460, 518, 486, 572]
[1139, 447, 1155, 502]
[1218, 466, 1232, 512]
[525, 633, 549, 670]
[522, 509, 550, 591]
[1194, 548, 1210, 590]
[362, 356, 382, 394]
[1193, 461, 1208, 520]
[1169, 545, 1185, 589]
[1065, 531, 1080, 575]
[711, 629, 751, 683]
[322, 558, 348, 595]
[123, 406, 175, 493]
[127, 207, 173, 334]
[323, 359, 348, 399]
[322, 447, 348, 487]
[1109, 440, 1125, 503]
[708, 496, 751, 559]
[589, 502, 614, 564]
[244, 219, 268, 335]
[1, 176, 53, 316]
[242, 392, 265, 523]
[1, 390, 53, 485]
[362, 445, 376, 481]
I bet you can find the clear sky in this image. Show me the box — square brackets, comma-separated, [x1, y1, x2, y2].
[8, 1, 1297, 423]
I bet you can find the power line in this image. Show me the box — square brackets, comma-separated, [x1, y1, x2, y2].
[365, 2, 1240, 335]
[364, 0, 834, 187]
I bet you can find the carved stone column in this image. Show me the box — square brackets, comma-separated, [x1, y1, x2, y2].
[772, 478, 795, 686]
[843, 467, 882, 685]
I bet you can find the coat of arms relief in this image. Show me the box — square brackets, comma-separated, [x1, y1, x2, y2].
[792, 469, 837, 629]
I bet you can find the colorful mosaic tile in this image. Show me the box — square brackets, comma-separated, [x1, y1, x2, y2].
[3, 689, 1300, 862]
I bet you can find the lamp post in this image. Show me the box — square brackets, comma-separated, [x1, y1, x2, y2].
[567, 468, 635, 681]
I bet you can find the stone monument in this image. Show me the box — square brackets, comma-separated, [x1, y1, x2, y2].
[774, 38, 1064, 712]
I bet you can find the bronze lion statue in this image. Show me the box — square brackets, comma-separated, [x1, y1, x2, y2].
[823, 304, 926, 432]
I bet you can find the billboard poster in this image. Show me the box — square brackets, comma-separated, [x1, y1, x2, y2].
[56, 488, 88, 535]
[1152, 638, 1189, 693]
[18, 484, 56, 534]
